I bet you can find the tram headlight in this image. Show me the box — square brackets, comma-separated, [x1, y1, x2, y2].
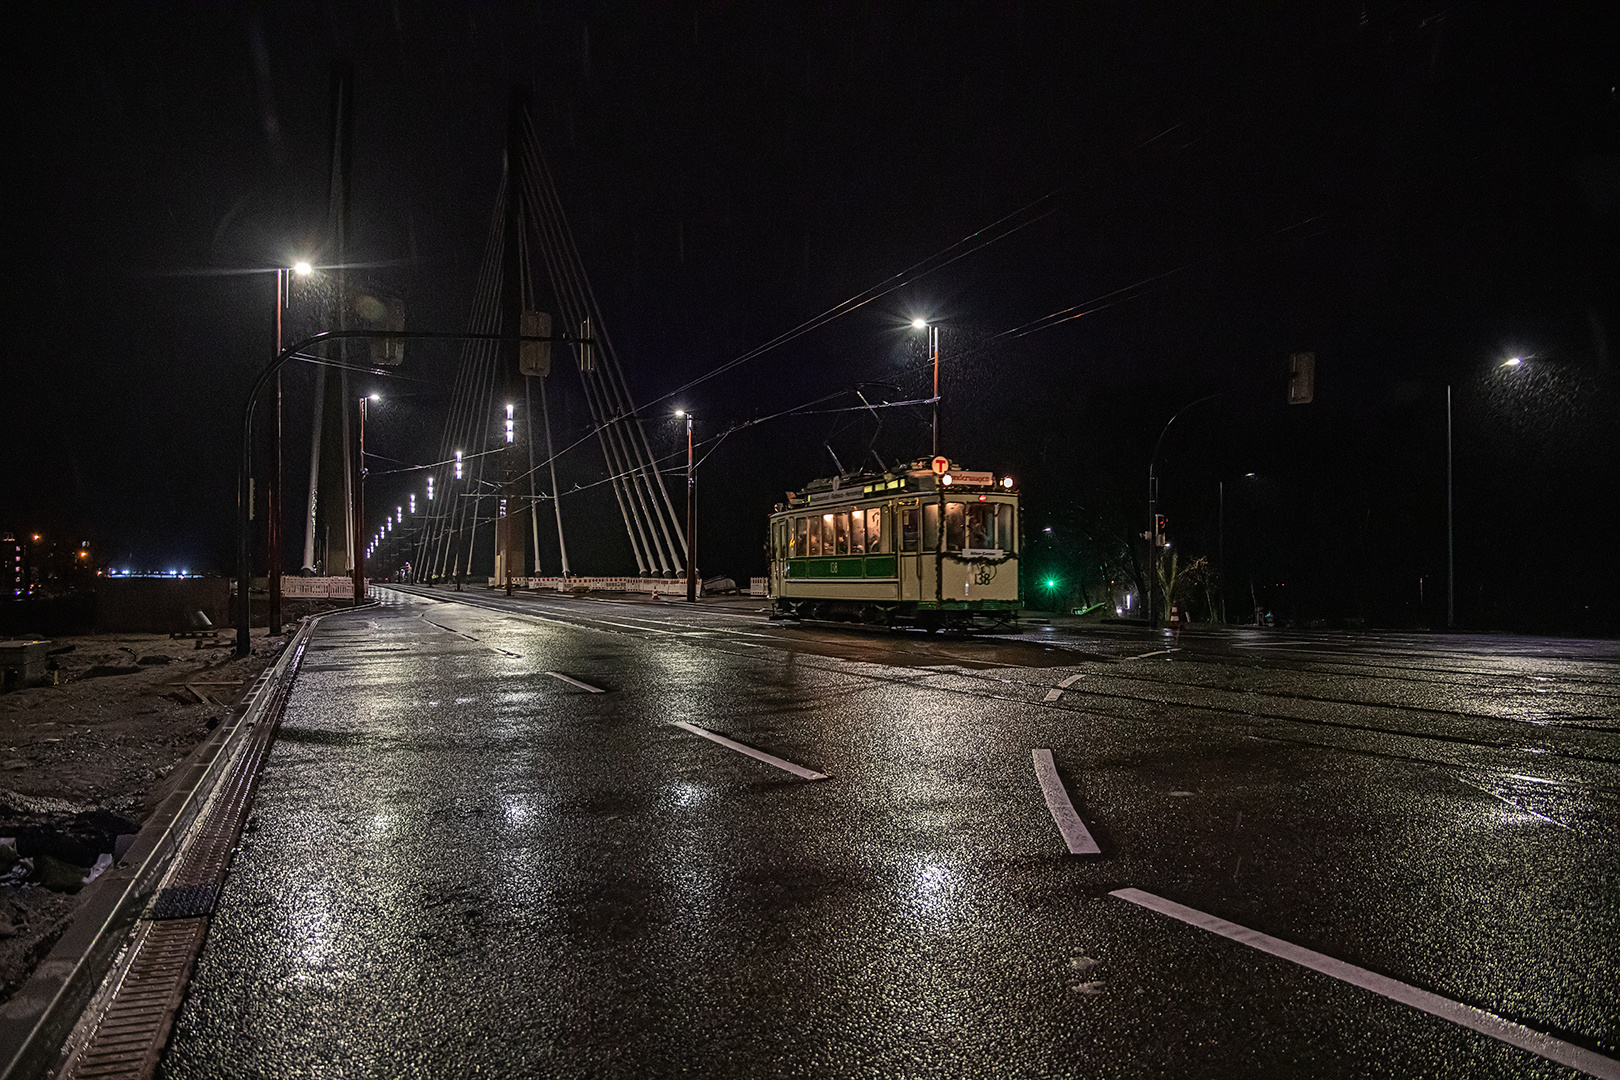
[1002, 476, 1014, 489]
[941, 474, 953, 485]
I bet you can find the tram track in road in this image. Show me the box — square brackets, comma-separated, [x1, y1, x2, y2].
[383, 586, 1620, 782]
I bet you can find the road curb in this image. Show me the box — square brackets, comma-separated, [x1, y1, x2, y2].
[0, 603, 370, 1080]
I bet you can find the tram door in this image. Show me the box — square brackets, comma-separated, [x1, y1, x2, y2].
[915, 504, 940, 601]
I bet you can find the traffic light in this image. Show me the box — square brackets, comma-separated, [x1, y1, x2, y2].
[1155, 514, 1168, 546]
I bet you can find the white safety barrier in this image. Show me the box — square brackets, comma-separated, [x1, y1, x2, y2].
[749, 578, 769, 597]
[280, 577, 364, 598]
[489, 576, 700, 597]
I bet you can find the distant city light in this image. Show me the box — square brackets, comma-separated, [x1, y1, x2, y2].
[293, 261, 313, 276]
[455, 451, 463, 480]
[911, 318, 927, 329]
[505, 403, 515, 443]
[1503, 357, 1523, 367]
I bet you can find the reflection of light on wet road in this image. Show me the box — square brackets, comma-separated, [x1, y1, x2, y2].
[284, 890, 336, 976]
[668, 781, 708, 808]
[503, 795, 534, 827]
[904, 858, 964, 923]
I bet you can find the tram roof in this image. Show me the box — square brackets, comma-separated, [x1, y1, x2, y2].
[777, 458, 1017, 511]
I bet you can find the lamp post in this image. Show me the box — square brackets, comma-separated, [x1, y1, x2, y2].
[352, 393, 377, 605]
[268, 260, 313, 635]
[677, 410, 696, 602]
[912, 318, 941, 456]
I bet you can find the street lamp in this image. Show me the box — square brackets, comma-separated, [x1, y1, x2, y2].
[911, 318, 941, 456]
[675, 410, 697, 602]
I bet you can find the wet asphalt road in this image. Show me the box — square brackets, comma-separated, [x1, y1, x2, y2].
[159, 586, 1620, 1078]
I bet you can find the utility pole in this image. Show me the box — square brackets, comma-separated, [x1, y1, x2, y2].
[685, 412, 696, 602]
[352, 395, 367, 604]
[495, 88, 528, 598]
[930, 323, 940, 457]
[268, 270, 284, 634]
[1446, 384, 1454, 629]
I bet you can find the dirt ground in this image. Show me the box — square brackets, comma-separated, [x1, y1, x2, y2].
[0, 599, 348, 1003]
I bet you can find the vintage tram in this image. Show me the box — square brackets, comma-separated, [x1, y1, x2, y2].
[767, 458, 1021, 631]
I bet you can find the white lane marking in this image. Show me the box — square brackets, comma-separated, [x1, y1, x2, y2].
[1232, 641, 1317, 649]
[1125, 648, 1179, 660]
[545, 672, 606, 693]
[672, 721, 829, 781]
[1032, 750, 1102, 855]
[1046, 672, 1088, 699]
[1110, 888, 1620, 1080]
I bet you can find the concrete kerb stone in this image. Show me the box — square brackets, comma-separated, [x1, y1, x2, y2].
[0, 601, 375, 1080]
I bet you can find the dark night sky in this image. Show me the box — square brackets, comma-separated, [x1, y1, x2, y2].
[4, 3, 1617, 631]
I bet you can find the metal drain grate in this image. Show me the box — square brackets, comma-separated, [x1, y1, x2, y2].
[58, 917, 209, 1080]
[50, 626, 306, 1079]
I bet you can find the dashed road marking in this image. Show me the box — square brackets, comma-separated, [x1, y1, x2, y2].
[672, 721, 830, 781]
[1125, 648, 1179, 660]
[545, 672, 606, 693]
[1032, 750, 1101, 855]
[1110, 888, 1620, 1080]
[1045, 673, 1087, 701]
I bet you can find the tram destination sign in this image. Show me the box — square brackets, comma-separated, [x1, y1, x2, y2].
[945, 471, 995, 487]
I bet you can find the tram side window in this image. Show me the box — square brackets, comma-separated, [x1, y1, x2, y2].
[902, 508, 919, 552]
[850, 510, 865, 554]
[922, 503, 940, 550]
[835, 511, 849, 555]
[808, 516, 821, 556]
[866, 507, 884, 553]
[793, 518, 807, 558]
[820, 513, 835, 556]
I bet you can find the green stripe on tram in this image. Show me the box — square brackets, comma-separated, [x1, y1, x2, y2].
[787, 555, 895, 579]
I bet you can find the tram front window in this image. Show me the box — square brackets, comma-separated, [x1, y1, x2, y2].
[902, 508, 919, 552]
[923, 504, 940, 551]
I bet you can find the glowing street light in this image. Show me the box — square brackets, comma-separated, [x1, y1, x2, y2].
[409, 494, 416, 514]
[505, 403, 515, 443]
[426, 477, 434, 501]
[293, 261, 313, 277]
[454, 450, 463, 480]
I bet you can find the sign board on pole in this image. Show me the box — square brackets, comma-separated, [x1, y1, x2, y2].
[930, 456, 950, 475]
[520, 311, 552, 377]
[1288, 352, 1315, 405]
